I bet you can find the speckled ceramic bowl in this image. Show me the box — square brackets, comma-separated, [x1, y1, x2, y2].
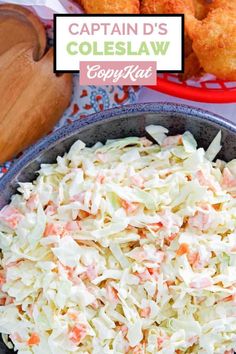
[0, 102, 236, 353]
[1, 102, 236, 211]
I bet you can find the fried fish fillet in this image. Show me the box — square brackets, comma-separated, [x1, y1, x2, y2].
[78, 0, 140, 13]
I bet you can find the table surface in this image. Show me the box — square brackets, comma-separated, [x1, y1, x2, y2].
[140, 88, 236, 124]
[0, 86, 235, 179]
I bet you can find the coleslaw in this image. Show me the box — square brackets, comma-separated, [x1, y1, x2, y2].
[0, 126, 236, 354]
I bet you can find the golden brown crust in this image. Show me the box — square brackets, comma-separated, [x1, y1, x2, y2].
[163, 0, 195, 15]
[76, 0, 236, 80]
[141, 0, 195, 14]
[79, 0, 140, 14]
[184, 34, 193, 58]
[140, 0, 165, 14]
[193, 0, 209, 19]
[191, 8, 236, 80]
[179, 52, 203, 80]
[208, 0, 236, 11]
[192, 0, 236, 20]
[140, 0, 196, 37]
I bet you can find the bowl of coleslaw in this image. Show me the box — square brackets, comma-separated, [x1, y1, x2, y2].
[0, 102, 236, 354]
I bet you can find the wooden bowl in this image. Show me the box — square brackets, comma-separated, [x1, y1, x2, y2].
[0, 3, 47, 61]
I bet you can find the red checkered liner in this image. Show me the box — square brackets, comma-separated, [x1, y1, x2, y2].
[148, 74, 236, 103]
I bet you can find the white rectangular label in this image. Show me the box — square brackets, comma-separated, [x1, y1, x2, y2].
[55, 15, 183, 73]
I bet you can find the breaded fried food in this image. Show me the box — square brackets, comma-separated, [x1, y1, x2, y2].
[189, 8, 236, 80]
[179, 52, 203, 80]
[193, 0, 209, 19]
[184, 34, 193, 58]
[78, 0, 140, 13]
[141, 0, 195, 15]
[163, 0, 197, 37]
[192, 0, 236, 19]
[141, 0, 202, 78]
[140, 0, 166, 13]
[163, 0, 195, 14]
[207, 0, 236, 11]
[141, 0, 208, 20]
[141, 0, 195, 38]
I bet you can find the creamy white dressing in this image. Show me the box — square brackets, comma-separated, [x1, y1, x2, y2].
[0, 127, 235, 354]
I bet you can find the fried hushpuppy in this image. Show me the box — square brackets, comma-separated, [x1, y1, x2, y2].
[141, 0, 166, 13]
[189, 8, 236, 80]
[78, 0, 140, 13]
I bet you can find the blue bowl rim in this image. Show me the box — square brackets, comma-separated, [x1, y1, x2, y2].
[1, 102, 236, 191]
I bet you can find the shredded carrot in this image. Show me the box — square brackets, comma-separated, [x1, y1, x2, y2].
[147, 268, 155, 275]
[126, 225, 136, 232]
[0, 298, 6, 305]
[64, 266, 75, 280]
[168, 233, 178, 242]
[121, 200, 139, 214]
[213, 203, 221, 211]
[27, 333, 40, 346]
[176, 243, 189, 256]
[106, 284, 119, 301]
[17, 305, 24, 314]
[166, 280, 175, 287]
[140, 307, 151, 318]
[121, 200, 128, 209]
[221, 294, 236, 302]
[187, 252, 200, 266]
[134, 270, 152, 283]
[69, 324, 87, 343]
[150, 222, 163, 232]
[67, 310, 78, 321]
[79, 210, 91, 219]
[162, 135, 182, 147]
[222, 167, 236, 188]
[96, 174, 105, 184]
[43, 223, 62, 237]
[138, 229, 147, 239]
[165, 232, 178, 246]
[0, 276, 5, 286]
[8, 297, 15, 304]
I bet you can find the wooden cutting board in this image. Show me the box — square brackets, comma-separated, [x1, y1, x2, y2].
[0, 4, 72, 163]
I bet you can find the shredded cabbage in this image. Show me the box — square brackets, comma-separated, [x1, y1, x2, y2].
[0, 126, 235, 354]
[205, 131, 222, 162]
